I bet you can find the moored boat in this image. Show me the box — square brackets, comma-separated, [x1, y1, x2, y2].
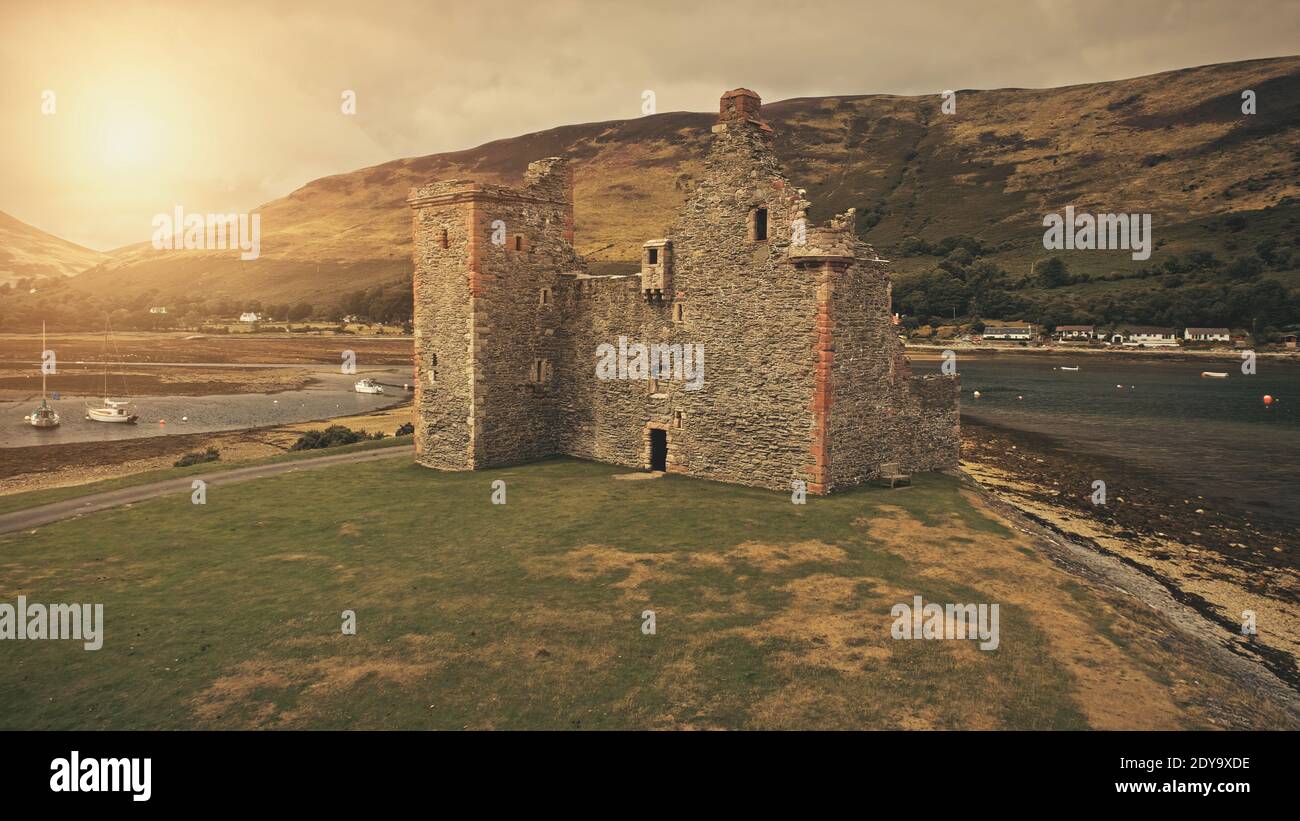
[354, 378, 385, 394]
[86, 318, 140, 424]
[87, 399, 139, 423]
[1201, 371, 1228, 379]
[24, 322, 61, 428]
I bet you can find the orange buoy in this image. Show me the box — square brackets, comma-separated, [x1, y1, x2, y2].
[1263, 395, 1274, 406]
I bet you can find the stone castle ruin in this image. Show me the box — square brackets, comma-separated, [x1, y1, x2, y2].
[407, 88, 959, 494]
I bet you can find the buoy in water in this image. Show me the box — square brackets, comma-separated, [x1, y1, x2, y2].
[182, 416, 188, 422]
[973, 390, 981, 399]
[1017, 395, 1023, 400]
[159, 419, 166, 427]
[1264, 394, 1274, 406]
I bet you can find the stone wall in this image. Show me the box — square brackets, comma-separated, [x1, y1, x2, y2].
[822, 237, 962, 490]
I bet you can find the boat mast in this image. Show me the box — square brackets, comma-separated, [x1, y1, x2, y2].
[41, 321, 48, 399]
[103, 320, 109, 402]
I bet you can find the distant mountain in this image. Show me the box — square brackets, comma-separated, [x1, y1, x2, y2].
[68, 56, 1300, 308]
[0, 211, 107, 286]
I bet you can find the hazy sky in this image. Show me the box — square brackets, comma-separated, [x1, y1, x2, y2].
[2, 0, 1297, 251]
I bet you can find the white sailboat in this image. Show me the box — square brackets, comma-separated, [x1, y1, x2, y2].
[87, 399, 138, 423]
[24, 322, 61, 429]
[86, 319, 139, 424]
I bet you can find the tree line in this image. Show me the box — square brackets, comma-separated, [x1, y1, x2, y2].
[891, 233, 1300, 337]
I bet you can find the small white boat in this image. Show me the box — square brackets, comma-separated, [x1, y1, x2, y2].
[354, 378, 385, 395]
[1201, 371, 1228, 379]
[25, 322, 61, 428]
[86, 318, 139, 423]
[87, 399, 138, 424]
[1059, 366, 1080, 371]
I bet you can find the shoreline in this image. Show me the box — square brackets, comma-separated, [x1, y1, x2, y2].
[960, 417, 1299, 693]
[905, 342, 1299, 363]
[0, 400, 414, 496]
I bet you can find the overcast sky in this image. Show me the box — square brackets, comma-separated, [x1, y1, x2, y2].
[3, 0, 1297, 251]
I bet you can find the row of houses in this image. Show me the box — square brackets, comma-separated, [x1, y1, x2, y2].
[1051, 325, 1242, 347]
[979, 323, 1275, 348]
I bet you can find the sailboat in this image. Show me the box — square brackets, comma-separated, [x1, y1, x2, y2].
[86, 318, 139, 424]
[23, 322, 61, 428]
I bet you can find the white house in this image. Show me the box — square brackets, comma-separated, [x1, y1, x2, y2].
[1111, 326, 1179, 347]
[982, 324, 1037, 342]
[1054, 325, 1095, 342]
[239, 312, 261, 323]
[1183, 327, 1230, 343]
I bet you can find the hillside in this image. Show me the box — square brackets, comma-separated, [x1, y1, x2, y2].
[48, 55, 1300, 324]
[0, 211, 107, 286]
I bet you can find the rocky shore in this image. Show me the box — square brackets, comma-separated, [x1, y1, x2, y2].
[961, 418, 1299, 693]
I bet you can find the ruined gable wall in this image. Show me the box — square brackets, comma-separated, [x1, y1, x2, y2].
[554, 116, 822, 492]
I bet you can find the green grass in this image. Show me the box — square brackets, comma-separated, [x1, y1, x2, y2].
[0, 457, 1104, 729]
[0, 436, 411, 517]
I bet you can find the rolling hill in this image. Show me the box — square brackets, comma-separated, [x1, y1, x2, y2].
[48, 55, 1300, 315]
[0, 211, 107, 286]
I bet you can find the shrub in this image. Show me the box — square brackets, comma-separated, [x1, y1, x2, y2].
[290, 425, 367, 451]
[289, 425, 388, 451]
[174, 447, 221, 468]
[1225, 254, 1264, 281]
[395, 422, 415, 436]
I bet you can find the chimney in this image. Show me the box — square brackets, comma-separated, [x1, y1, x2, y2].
[717, 88, 772, 133]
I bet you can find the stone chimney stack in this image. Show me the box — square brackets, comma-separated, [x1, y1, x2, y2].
[716, 88, 772, 133]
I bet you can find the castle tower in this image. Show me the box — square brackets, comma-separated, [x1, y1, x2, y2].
[407, 158, 580, 470]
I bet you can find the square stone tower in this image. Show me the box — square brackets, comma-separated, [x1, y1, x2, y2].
[407, 159, 580, 469]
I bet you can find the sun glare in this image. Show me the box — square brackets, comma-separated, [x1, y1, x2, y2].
[97, 113, 156, 169]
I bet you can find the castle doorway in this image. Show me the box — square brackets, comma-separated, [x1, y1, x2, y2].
[649, 428, 668, 472]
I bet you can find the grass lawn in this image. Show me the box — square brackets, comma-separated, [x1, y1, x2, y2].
[0, 457, 1284, 730]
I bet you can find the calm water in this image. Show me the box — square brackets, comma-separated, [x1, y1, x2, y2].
[0, 369, 407, 448]
[913, 354, 1300, 526]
